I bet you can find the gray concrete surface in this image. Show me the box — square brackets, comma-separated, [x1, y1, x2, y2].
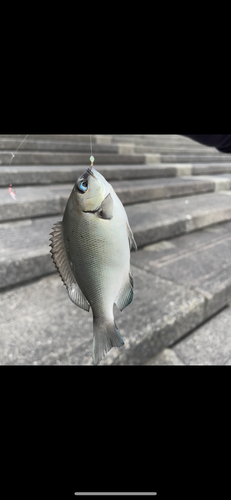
[131, 220, 231, 318]
[0, 266, 205, 365]
[0, 151, 148, 165]
[148, 305, 231, 366]
[2, 193, 231, 289]
[2, 181, 230, 223]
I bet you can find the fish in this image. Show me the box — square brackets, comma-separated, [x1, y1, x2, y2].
[49, 166, 137, 365]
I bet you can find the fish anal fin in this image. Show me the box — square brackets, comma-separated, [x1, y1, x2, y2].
[49, 221, 90, 312]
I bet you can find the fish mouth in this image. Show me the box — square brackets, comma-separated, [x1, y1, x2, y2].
[85, 167, 96, 179]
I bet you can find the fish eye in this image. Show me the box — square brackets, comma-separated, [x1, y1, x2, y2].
[76, 180, 88, 193]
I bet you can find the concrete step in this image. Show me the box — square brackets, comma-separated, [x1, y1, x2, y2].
[103, 219, 231, 365]
[0, 264, 205, 365]
[0, 137, 212, 154]
[2, 134, 197, 146]
[0, 217, 58, 288]
[1, 176, 229, 222]
[0, 138, 118, 153]
[2, 191, 231, 289]
[131, 218, 231, 318]
[3, 219, 231, 365]
[126, 191, 231, 247]
[111, 134, 200, 145]
[0, 164, 185, 186]
[112, 176, 216, 204]
[192, 164, 231, 175]
[146, 304, 231, 365]
[134, 145, 217, 154]
[1, 135, 229, 154]
[0, 151, 151, 166]
[0, 185, 67, 222]
[161, 153, 231, 163]
[0, 134, 100, 143]
[2, 164, 231, 187]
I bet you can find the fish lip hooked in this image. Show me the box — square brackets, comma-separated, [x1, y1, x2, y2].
[86, 167, 96, 178]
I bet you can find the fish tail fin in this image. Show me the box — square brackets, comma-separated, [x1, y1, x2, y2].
[92, 316, 124, 365]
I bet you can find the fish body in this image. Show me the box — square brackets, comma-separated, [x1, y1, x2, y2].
[50, 166, 137, 364]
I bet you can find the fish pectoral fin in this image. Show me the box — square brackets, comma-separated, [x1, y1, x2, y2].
[82, 193, 113, 220]
[97, 193, 113, 219]
[115, 271, 134, 312]
[49, 221, 90, 312]
[126, 221, 137, 251]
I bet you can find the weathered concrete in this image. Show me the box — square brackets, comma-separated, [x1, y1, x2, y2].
[0, 185, 67, 221]
[100, 267, 205, 365]
[0, 274, 93, 365]
[0, 178, 220, 222]
[145, 348, 185, 365]
[0, 138, 118, 153]
[169, 305, 231, 365]
[192, 163, 231, 175]
[188, 175, 231, 191]
[112, 177, 215, 204]
[131, 220, 231, 318]
[126, 191, 231, 248]
[111, 134, 214, 147]
[3, 165, 231, 188]
[161, 153, 231, 163]
[3, 193, 231, 289]
[134, 145, 216, 154]
[0, 217, 56, 288]
[0, 164, 192, 186]
[0, 152, 147, 166]
[0, 267, 205, 365]
[0, 134, 99, 143]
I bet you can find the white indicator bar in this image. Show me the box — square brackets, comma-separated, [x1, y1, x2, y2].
[74, 494, 157, 496]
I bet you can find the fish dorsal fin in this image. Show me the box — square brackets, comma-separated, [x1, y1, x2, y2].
[98, 193, 113, 219]
[126, 221, 137, 251]
[115, 271, 134, 312]
[49, 221, 90, 312]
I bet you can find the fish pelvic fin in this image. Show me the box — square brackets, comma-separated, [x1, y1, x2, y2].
[92, 316, 124, 365]
[49, 221, 90, 312]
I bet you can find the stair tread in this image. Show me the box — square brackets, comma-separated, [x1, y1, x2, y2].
[1, 179, 230, 222]
[1, 191, 231, 290]
[3, 218, 231, 365]
[0, 262, 205, 365]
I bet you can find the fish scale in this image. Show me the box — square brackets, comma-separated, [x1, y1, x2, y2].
[63, 211, 129, 314]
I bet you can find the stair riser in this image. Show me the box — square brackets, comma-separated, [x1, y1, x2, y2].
[2, 206, 231, 289]
[0, 152, 148, 166]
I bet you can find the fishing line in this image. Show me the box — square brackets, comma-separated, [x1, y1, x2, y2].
[6, 134, 29, 167]
[5, 134, 29, 200]
[89, 134, 95, 169]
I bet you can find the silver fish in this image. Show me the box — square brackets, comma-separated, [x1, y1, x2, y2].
[49, 166, 137, 365]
